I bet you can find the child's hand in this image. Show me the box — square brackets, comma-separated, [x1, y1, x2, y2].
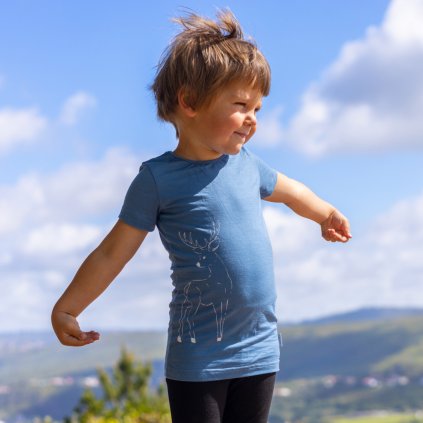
[51, 309, 100, 347]
[320, 210, 352, 243]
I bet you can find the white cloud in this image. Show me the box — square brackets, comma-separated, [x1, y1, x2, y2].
[0, 147, 139, 235]
[0, 90, 96, 155]
[0, 147, 156, 332]
[384, 0, 423, 43]
[0, 107, 47, 155]
[267, 189, 423, 323]
[254, 107, 285, 147]
[263, 206, 319, 255]
[1, 270, 69, 331]
[60, 91, 97, 125]
[22, 223, 102, 256]
[280, 0, 423, 156]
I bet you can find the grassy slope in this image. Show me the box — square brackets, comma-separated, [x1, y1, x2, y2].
[279, 315, 423, 380]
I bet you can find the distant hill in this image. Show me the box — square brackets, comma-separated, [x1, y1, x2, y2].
[279, 313, 423, 380]
[297, 306, 423, 326]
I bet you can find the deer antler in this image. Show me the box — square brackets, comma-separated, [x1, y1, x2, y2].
[208, 221, 220, 244]
[178, 231, 208, 250]
[179, 221, 221, 251]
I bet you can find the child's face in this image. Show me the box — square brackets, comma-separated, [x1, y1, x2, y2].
[181, 80, 263, 158]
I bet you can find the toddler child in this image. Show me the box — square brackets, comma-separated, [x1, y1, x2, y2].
[51, 9, 351, 423]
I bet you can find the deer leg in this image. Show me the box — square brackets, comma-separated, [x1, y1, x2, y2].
[211, 304, 219, 341]
[188, 285, 205, 343]
[217, 298, 230, 342]
[177, 301, 189, 343]
[177, 284, 192, 343]
[187, 287, 204, 343]
[215, 302, 224, 342]
[186, 306, 197, 343]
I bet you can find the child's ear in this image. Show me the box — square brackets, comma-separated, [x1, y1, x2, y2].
[177, 88, 197, 117]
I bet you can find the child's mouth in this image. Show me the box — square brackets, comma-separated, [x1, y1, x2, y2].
[234, 131, 249, 140]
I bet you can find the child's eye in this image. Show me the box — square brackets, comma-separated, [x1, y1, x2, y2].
[235, 102, 246, 107]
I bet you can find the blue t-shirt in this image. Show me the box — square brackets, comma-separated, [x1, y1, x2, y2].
[119, 146, 281, 381]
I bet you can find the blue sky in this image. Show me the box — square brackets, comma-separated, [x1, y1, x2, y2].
[1, 0, 423, 332]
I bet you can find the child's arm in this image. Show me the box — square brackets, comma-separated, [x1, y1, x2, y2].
[264, 173, 352, 243]
[51, 219, 149, 346]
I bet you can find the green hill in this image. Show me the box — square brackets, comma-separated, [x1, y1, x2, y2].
[279, 314, 423, 380]
[270, 313, 423, 422]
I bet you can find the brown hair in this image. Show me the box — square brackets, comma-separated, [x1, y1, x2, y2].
[150, 9, 271, 127]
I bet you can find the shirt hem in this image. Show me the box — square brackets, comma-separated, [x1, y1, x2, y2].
[165, 360, 280, 382]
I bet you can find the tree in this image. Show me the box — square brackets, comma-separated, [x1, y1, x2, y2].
[65, 348, 171, 423]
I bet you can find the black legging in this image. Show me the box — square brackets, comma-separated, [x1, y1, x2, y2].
[166, 372, 276, 423]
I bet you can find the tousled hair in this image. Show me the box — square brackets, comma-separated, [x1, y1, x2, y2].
[150, 9, 271, 127]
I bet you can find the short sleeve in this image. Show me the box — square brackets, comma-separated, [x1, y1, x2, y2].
[248, 150, 278, 198]
[118, 164, 159, 232]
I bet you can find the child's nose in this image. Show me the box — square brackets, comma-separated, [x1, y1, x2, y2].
[245, 111, 257, 126]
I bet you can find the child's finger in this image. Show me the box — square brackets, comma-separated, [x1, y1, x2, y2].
[78, 330, 100, 341]
[334, 230, 351, 243]
[340, 217, 352, 238]
[63, 331, 100, 347]
[63, 334, 93, 347]
[324, 228, 350, 243]
[63, 317, 97, 339]
[323, 228, 336, 241]
[86, 331, 101, 341]
[63, 326, 99, 343]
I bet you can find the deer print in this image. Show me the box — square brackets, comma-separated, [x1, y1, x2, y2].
[177, 221, 233, 343]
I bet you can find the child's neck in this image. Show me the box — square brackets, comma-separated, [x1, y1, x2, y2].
[173, 141, 223, 162]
